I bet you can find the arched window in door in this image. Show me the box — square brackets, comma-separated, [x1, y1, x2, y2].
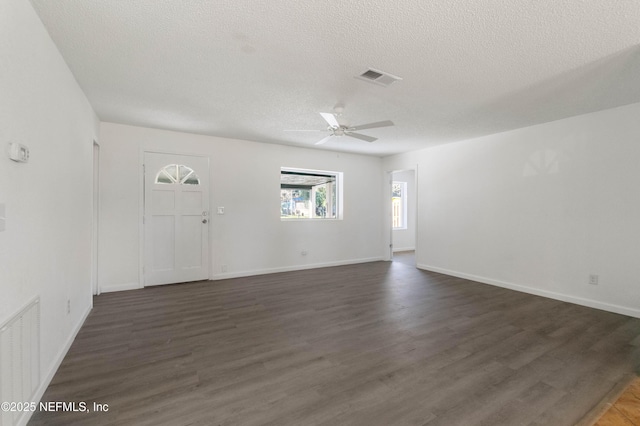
[155, 164, 200, 185]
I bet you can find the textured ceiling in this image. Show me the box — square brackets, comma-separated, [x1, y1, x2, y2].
[30, 0, 640, 156]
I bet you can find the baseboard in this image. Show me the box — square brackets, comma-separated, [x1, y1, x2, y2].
[212, 257, 385, 280]
[417, 264, 640, 319]
[18, 303, 92, 426]
[100, 282, 141, 293]
[393, 247, 415, 253]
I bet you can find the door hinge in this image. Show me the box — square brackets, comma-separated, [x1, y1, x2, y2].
[143, 216, 145, 224]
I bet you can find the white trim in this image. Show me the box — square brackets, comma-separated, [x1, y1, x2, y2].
[417, 264, 640, 319]
[17, 304, 91, 426]
[280, 218, 340, 222]
[139, 148, 145, 289]
[100, 282, 141, 293]
[393, 247, 415, 253]
[92, 140, 100, 296]
[413, 165, 419, 263]
[383, 171, 393, 261]
[212, 257, 384, 280]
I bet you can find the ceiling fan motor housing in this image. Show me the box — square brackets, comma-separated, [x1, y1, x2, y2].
[288, 112, 394, 145]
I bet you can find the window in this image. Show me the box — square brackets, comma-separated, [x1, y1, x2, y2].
[281, 168, 342, 219]
[392, 181, 407, 229]
[155, 164, 200, 185]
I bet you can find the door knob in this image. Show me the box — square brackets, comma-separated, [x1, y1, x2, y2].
[202, 219, 208, 224]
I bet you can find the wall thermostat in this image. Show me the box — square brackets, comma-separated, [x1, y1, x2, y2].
[8, 142, 29, 163]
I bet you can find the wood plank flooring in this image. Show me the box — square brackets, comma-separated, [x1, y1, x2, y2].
[30, 259, 640, 425]
[593, 377, 640, 425]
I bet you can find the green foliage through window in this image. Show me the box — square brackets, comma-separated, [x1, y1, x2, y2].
[281, 168, 340, 219]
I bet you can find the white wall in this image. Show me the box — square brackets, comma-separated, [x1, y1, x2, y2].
[0, 0, 99, 416]
[391, 169, 416, 252]
[384, 102, 640, 318]
[98, 123, 384, 291]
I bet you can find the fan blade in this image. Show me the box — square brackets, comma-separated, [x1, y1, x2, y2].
[346, 132, 377, 143]
[315, 135, 334, 145]
[284, 129, 324, 132]
[320, 112, 340, 128]
[349, 120, 394, 131]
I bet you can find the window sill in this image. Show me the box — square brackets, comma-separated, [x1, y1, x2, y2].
[281, 217, 341, 221]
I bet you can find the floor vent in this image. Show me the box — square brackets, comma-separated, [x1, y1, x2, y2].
[355, 68, 403, 87]
[0, 297, 40, 426]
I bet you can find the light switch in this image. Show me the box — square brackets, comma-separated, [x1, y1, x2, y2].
[217, 207, 225, 215]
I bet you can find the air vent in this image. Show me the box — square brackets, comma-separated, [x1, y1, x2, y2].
[360, 69, 383, 80]
[355, 68, 403, 87]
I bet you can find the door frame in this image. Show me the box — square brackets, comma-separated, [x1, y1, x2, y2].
[92, 140, 100, 296]
[384, 165, 419, 262]
[139, 149, 212, 288]
[384, 171, 393, 261]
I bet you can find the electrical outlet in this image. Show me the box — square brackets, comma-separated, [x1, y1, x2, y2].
[221, 264, 228, 272]
[67, 299, 71, 314]
[589, 274, 599, 285]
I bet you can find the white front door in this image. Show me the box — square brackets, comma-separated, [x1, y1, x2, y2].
[144, 152, 210, 286]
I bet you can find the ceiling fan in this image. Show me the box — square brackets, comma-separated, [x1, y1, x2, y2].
[285, 109, 394, 145]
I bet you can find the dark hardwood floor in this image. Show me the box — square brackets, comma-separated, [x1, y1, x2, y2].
[392, 250, 416, 267]
[30, 261, 640, 425]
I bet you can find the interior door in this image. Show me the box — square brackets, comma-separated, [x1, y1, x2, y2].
[144, 152, 210, 286]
